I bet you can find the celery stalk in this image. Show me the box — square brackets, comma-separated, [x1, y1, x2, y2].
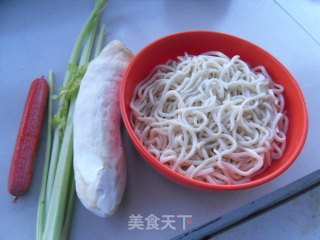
[94, 24, 106, 58]
[38, 1, 107, 239]
[45, 16, 98, 239]
[81, 19, 100, 65]
[43, 99, 75, 240]
[45, 0, 107, 208]
[61, 172, 75, 240]
[42, 5, 103, 239]
[46, 0, 106, 201]
[36, 71, 54, 240]
[45, 130, 61, 212]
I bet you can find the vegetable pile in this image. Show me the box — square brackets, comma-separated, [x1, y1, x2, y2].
[7, 0, 133, 238]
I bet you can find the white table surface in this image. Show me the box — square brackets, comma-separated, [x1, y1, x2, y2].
[1, 1, 320, 239]
[275, 0, 320, 44]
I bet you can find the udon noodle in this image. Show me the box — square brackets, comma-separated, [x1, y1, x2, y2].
[130, 51, 288, 184]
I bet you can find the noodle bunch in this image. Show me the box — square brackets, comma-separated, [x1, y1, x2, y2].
[130, 52, 288, 184]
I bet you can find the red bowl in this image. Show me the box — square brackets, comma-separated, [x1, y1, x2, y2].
[120, 31, 308, 190]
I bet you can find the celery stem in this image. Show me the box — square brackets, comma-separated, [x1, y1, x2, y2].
[45, 130, 61, 210]
[43, 99, 75, 240]
[38, 1, 107, 239]
[61, 173, 75, 240]
[36, 71, 54, 240]
[94, 24, 106, 57]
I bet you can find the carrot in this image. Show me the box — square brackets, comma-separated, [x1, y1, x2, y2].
[8, 76, 49, 199]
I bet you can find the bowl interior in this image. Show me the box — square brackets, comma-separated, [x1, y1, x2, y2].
[120, 31, 308, 190]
